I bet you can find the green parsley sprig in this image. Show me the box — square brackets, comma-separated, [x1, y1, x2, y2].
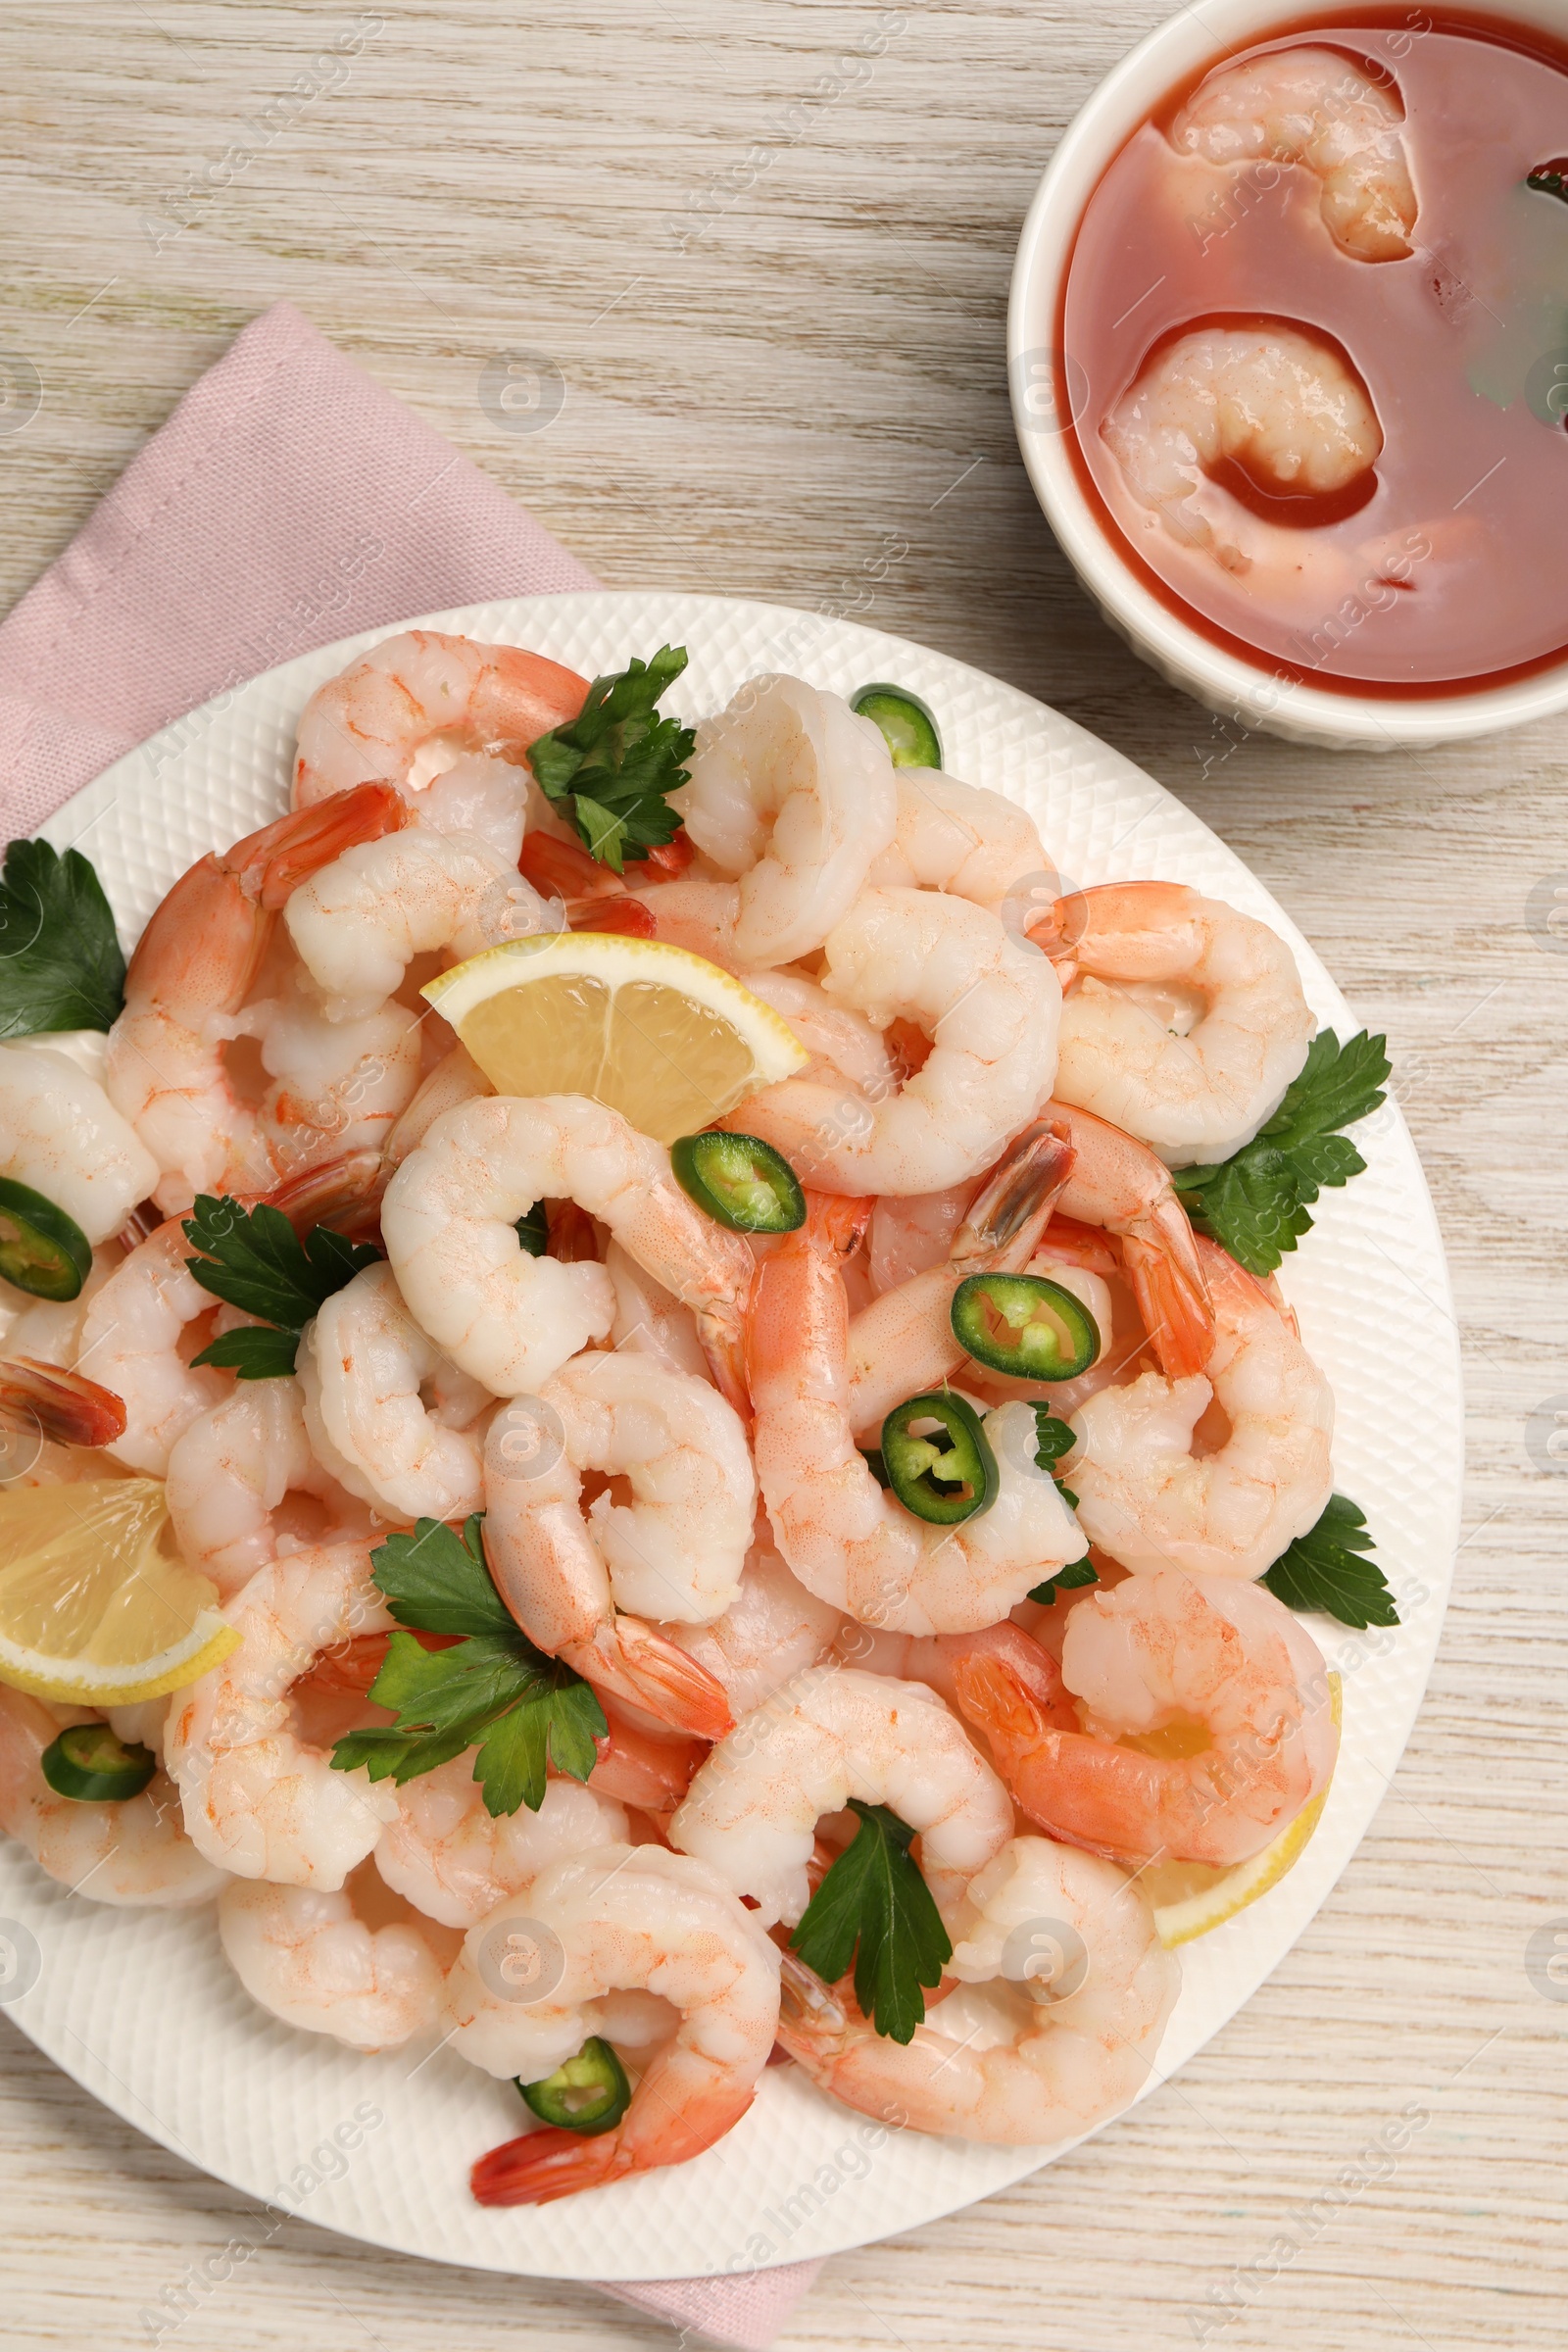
[0, 839, 126, 1038]
[330, 1517, 607, 1815]
[1262, 1493, 1397, 1629]
[526, 645, 695, 873]
[1172, 1030, 1392, 1277]
[789, 1799, 952, 2043]
[1025, 1408, 1097, 1604]
[182, 1195, 380, 1380]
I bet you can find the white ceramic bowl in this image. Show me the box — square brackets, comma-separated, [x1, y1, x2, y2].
[1007, 0, 1568, 751]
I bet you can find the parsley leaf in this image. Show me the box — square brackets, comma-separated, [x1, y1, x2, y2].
[0, 839, 127, 1038]
[182, 1196, 381, 1378]
[1030, 1404, 1088, 1519]
[189, 1326, 303, 1381]
[1261, 1493, 1398, 1629]
[789, 1799, 952, 2043]
[1027, 1557, 1100, 1608]
[329, 1517, 608, 1815]
[1172, 1030, 1392, 1276]
[526, 646, 695, 874]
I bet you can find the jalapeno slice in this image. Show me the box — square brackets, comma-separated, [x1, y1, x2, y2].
[850, 684, 943, 772]
[517, 2036, 631, 2135]
[950, 1273, 1100, 1383]
[880, 1392, 999, 1526]
[0, 1177, 92, 1303]
[515, 1201, 550, 1258]
[40, 1722, 157, 1803]
[670, 1132, 806, 1234]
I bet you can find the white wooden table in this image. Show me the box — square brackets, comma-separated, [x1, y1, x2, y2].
[2, 5, 1564, 2347]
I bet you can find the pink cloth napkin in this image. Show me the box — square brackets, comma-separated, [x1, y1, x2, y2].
[0, 300, 822, 2350]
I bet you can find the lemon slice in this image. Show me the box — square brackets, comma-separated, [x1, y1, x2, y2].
[0, 1479, 238, 1705]
[1147, 1672, 1342, 1948]
[424, 932, 809, 1147]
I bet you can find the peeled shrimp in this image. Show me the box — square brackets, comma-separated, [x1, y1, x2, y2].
[380, 1043, 492, 1175]
[381, 1095, 757, 1407]
[950, 1574, 1338, 1867]
[668, 1662, 1013, 1927]
[0, 1045, 158, 1243]
[1103, 322, 1384, 565]
[866, 768, 1049, 909]
[778, 1833, 1178, 2142]
[165, 1541, 398, 1886]
[292, 629, 588, 859]
[219, 1874, 451, 2050]
[74, 1221, 225, 1475]
[662, 1524, 843, 1718]
[451, 1844, 781, 2205]
[1170, 46, 1418, 262]
[297, 1261, 490, 1523]
[283, 828, 558, 1023]
[741, 970, 900, 1099]
[165, 1375, 367, 1596]
[0, 1687, 226, 1908]
[732, 887, 1060, 1197]
[603, 1240, 710, 1383]
[374, 1765, 629, 1931]
[482, 1357, 752, 1739]
[249, 987, 421, 1175]
[662, 672, 897, 967]
[749, 1200, 1086, 1633]
[1040, 884, 1315, 1165]
[1067, 1236, 1333, 1580]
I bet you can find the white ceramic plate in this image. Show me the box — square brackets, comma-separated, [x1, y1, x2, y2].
[0, 591, 1460, 2281]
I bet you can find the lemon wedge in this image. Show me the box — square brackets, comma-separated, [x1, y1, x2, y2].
[1147, 1672, 1342, 1948]
[0, 1479, 237, 1705]
[424, 931, 808, 1147]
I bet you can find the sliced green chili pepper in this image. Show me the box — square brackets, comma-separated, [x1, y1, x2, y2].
[670, 1131, 806, 1234]
[880, 1392, 999, 1526]
[517, 2035, 631, 2134]
[40, 1722, 157, 1803]
[0, 1176, 92, 1302]
[850, 683, 943, 771]
[950, 1273, 1100, 1383]
[515, 1201, 550, 1258]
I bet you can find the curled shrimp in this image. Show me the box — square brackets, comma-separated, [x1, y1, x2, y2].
[652, 672, 898, 968]
[218, 1871, 457, 2051]
[165, 1540, 399, 1886]
[450, 1844, 781, 2204]
[668, 1662, 1014, 1927]
[1103, 321, 1384, 570]
[0, 1686, 226, 1908]
[165, 1374, 369, 1597]
[283, 828, 559, 1022]
[1039, 884, 1315, 1166]
[105, 784, 409, 1210]
[1169, 45, 1418, 263]
[380, 1095, 757, 1409]
[866, 768, 1049, 909]
[730, 887, 1061, 1197]
[662, 1524, 844, 1720]
[1046, 1102, 1214, 1380]
[245, 984, 422, 1176]
[374, 1766, 629, 1930]
[778, 1832, 1179, 2142]
[74, 1220, 225, 1474]
[482, 1359, 750, 1740]
[297, 1261, 492, 1523]
[603, 1239, 711, 1383]
[292, 629, 589, 859]
[950, 1578, 1338, 1867]
[380, 1044, 493, 1176]
[1067, 1236, 1333, 1580]
[0, 1044, 158, 1245]
[747, 1196, 1086, 1634]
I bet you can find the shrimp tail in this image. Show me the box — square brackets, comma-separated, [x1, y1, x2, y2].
[0, 1357, 127, 1448]
[944, 1622, 1078, 1735]
[586, 1701, 707, 1813]
[958, 1120, 1077, 1271]
[470, 2126, 622, 2208]
[776, 1945, 851, 2056]
[1123, 1202, 1214, 1379]
[226, 781, 412, 907]
[695, 1301, 753, 1420]
[565, 1618, 735, 1742]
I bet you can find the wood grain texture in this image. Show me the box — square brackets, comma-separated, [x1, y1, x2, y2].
[1, 3, 1564, 2347]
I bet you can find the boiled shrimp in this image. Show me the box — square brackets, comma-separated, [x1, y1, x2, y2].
[74, 1220, 225, 1475]
[731, 887, 1060, 1197]
[0, 1686, 226, 1907]
[451, 1844, 781, 2205]
[219, 1871, 454, 2050]
[379, 1043, 492, 1175]
[1170, 45, 1418, 262]
[292, 629, 588, 860]
[482, 1357, 753, 1739]
[1046, 1102, 1215, 1380]
[105, 785, 408, 1210]
[866, 768, 1049, 909]
[374, 1765, 629, 1930]
[380, 1095, 757, 1408]
[950, 1575, 1338, 1867]
[661, 1521, 843, 1718]
[248, 986, 422, 1175]
[0, 1044, 158, 1244]
[165, 1540, 399, 1886]
[1066, 1235, 1333, 1580]
[603, 1240, 710, 1383]
[1039, 883, 1315, 1165]
[740, 969, 900, 1099]
[748, 1198, 1086, 1634]
[669, 1662, 1012, 1927]
[297, 1261, 491, 1523]
[165, 1375, 369, 1596]
[778, 1832, 1178, 2142]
